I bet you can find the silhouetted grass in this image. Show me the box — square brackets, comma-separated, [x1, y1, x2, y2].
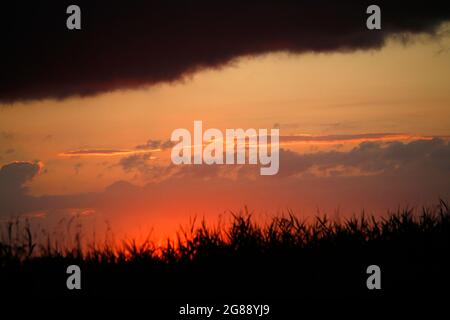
[1, 201, 449, 299]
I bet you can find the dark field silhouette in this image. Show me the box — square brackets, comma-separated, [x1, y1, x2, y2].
[1, 201, 449, 301]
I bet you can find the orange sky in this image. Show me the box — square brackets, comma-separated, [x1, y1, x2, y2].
[1, 29, 450, 241]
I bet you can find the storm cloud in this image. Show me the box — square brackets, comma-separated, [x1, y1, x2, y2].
[1, 1, 449, 102]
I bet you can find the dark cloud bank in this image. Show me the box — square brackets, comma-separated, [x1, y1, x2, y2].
[1, 1, 449, 102]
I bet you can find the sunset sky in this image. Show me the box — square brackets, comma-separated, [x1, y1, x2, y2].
[1, 1, 449, 241]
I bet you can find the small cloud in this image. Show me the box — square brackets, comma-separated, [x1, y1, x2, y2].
[136, 139, 174, 150]
[161, 140, 175, 149]
[119, 153, 152, 172]
[0, 160, 43, 196]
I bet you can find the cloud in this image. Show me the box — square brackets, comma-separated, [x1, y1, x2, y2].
[0, 161, 43, 214]
[59, 149, 151, 157]
[119, 153, 168, 181]
[60, 138, 170, 159]
[136, 139, 175, 150]
[119, 137, 450, 181]
[2, 139, 450, 222]
[279, 133, 426, 145]
[1, 1, 449, 102]
[142, 138, 450, 180]
[276, 138, 450, 177]
[104, 180, 141, 195]
[0, 161, 42, 195]
[119, 153, 152, 172]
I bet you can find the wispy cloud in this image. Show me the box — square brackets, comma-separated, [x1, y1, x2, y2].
[59, 149, 159, 158]
[278, 133, 434, 145]
[60, 133, 439, 159]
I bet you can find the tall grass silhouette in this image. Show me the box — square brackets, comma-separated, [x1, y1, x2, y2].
[1, 201, 449, 299]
